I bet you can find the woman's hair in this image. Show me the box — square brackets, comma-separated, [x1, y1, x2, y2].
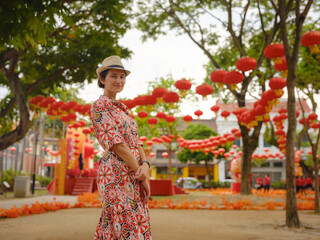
[98, 69, 110, 88]
[98, 69, 127, 88]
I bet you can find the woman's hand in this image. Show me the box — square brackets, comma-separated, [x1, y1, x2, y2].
[133, 164, 149, 181]
[140, 179, 150, 205]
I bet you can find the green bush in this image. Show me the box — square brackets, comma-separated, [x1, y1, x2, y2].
[271, 181, 286, 189]
[2, 169, 51, 191]
[199, 180, 231, 189]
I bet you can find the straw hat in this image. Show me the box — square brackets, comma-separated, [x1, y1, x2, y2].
[96, 56, 130, 77]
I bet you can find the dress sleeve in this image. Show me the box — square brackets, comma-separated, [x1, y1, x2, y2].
[91, 102, 124, 152]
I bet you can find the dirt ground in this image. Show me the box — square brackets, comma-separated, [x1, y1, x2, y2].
[1, 208, 319, 240]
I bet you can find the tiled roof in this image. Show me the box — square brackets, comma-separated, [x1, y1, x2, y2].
[215, 99, 311, 113]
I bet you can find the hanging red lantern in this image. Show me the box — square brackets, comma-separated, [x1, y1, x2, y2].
[174, 78, 192, 97]
[156, 112, 167, 120]
[278, 108, 287, 115]
[165, 115, 176, 126]
[162, 91, 180, 108]
[194, 110, 203, 119]
[82, 128, 91, 135]
[10, 146, 16, 152]
[264, 43, 285, 63]
[140, 136, 147, 142]
[196, 83, 214, 100]
[210, 69, 227, 88]
[301, 31, 320, 54]
[152, 87, 168, 103]
[223, 71, 244, 90]
[269, 77, 286, 96]
[147, 117, 158, 127]
[210, 105, 220, 115]
[221, 110, 230, 120]
[183, 115, 193, 124]
[138, 111, 148, 120]
[121, 99, 136, 109]
[235, 57, 257, 72]
[141, 95, 157, 111]
[30, 95, 45, 107]
[308, 112, 318, 124]
[274, 57, 288, 77]
[162, 152, 168, 158]
[146, 140, 153, 146]
[150, 152, 156, 158]
[84, 142, 94, 158]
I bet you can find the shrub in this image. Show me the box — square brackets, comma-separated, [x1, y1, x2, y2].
[271, 181, 286, 189]
[199, 180, 231, 189]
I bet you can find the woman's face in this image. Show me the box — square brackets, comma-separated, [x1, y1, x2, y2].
[100, 69, 126, 95]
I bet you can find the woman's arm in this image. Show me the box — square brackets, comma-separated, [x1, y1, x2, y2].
[133, 145, 149, 180]
[112, 143, 140, 172]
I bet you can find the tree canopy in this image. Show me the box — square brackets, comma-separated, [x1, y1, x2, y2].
[0, 0, 133, 150]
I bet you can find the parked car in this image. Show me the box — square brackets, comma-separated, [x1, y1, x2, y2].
[176, 177, 202, 189]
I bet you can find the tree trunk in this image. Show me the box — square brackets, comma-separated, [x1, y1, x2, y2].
[167, 144, 172, 180]
[285, 69, 300, 228]
[0, 73, 30, 151]
[240, 136, 255, 195]
[313, 155, 319, 213]
[205, 160, 212, 188]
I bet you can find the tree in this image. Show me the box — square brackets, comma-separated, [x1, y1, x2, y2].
[0, 0, 132, 150]
[276, 0, 314, 227]
[136, 0, 318, 227]
[177, 123, 218, 186]
[134, 75, 195, 179]
[136, 0, 282, 196]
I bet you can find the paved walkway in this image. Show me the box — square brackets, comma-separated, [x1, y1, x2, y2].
[0, 195, 78, 209]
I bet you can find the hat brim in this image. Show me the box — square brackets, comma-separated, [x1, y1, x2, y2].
[96, 66, 131, 77]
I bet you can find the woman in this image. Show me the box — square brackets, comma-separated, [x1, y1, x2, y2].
[91, 56, 152, 240]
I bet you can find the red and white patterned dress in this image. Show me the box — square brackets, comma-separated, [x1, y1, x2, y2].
[91, 95, 151, 240]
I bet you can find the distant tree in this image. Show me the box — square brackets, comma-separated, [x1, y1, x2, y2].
[178, 123, 218, 186]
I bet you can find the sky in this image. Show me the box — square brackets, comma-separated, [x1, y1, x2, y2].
[77, 28, 219, 119]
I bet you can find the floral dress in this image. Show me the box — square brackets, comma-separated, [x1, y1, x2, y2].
[91, 95, 151, 240]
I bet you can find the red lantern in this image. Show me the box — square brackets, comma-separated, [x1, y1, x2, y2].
[221, 110, 230, 120]
[194, 110, 203, 119]
[82, 128, 91, 135]
[301, 31, 320, 54]
[162, 92, 179, 108]
[140, 136, 147, 142]
[152, 87, 168, 102]
[269, 77, 286, 96]
[165, 115, 176, 125]
[264, 43, 285, 63]
[147, 117, 158, 127]
[83, 142, 94, 158]
[156, 112, 167, 120]
[121, 99, 136, 109]
[223, 71, 244, 90]
[274, 57, 288, 77]
[146, 140, 153, 146]
[162, 152, 168, 158]
[10, 146, 16, 152]
[141, 95, 157, 111]
[150, 152, 156, 157]
[308, 112, 318, 124]
[174, 78, 192, 97]
[210, 105, 220, 115]
[138, 111, 148, 119]
[183, 115, 193, 124]
[235, 57, 257, 72]
[210, 69, 227, 88]
[196, 83, 214, 99]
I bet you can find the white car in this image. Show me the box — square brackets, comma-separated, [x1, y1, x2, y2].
[176, 177, 202, 189]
